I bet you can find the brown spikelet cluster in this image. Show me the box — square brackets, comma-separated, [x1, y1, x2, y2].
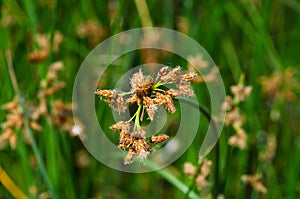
[260, 68, 300, 102]
[51, 100, 84, 137]
[96, 66, 197, 163]
[0, 97, 23, 149]
[0, 96, 45, 149]
[1, 61, 84, 150]
[222, 77, 252, 150]
[34, 62, 84, 137]
[241, 174, 267, 194]
[94, 90, 127, 113]
[76, 20, 107, 46]
[27, 31, 63, 63]
[32, 61, 66, 122]
[187, 54, 218, 83]
[150, 134, 169, 144]
[109, 121, 154, 164]
[183, 159, 212, 191]
[259, 133, 277, 162]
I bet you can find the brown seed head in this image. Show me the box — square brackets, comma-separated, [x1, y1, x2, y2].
[160, 66, 181, 83]
[155, 66, 169, 81]
[130, 69, 154, 103]
[110, 121, 131, 134]
[230, 85, 252, 102]
[183, 162, 196, 178]
[165, 89, 182, 97]
[181, 72, 197, 82]
[228, 127, 247, 149]
[95, 90, 127, 113]
[150, 134, 169, 144]
[143, 97, 158, 120]
[241, 174, 267, 194]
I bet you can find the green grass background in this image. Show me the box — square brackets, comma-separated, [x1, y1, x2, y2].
[0, 0, 300, 198]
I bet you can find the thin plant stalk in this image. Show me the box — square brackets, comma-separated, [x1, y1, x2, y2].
[178, 97, 220, 198]
[145, 161, 200, 199]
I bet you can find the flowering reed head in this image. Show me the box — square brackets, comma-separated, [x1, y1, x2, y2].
[95, 66, 197, 164]
[183, 159, 212, 191]
[223, 76, 252, 150]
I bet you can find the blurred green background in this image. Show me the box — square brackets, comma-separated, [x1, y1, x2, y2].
[0, 0, 300, 198]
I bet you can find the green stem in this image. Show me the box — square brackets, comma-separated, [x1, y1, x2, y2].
[146, 161, 200, 199]
[119, 91, 133, 96]
[134, 0, 153, 27]
[49, 0, 58, 63]
[134, 104, 142, 130]
[214, 139, 220, 198]
[153, 88, 165, 93]
[153, 81, 174, 89]
[177, 97, 220, 198]
[128, 109, 138, 122]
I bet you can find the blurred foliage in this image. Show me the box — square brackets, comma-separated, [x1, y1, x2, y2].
[0, 0, 300, 199]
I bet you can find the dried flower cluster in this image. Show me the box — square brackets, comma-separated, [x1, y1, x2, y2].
[0, 95, 46, 149]
[51, 100, 84, 137]
[183, 159, 212, 191]
[27, 31, 63, 63]
[259, 133, 277, 162]
[34, 61, 84, 137]
[76, 20, 107, 46]
[260, 68, 300, 102]
[0, 61, 84, 150]
[241, 174, 267, 194]
[223, 78, 252, 149]
[32, 61, 66, 122]
[0, 97, 23, 149]
[187, 54, 218, 83]
[95, 66, 197, 164]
